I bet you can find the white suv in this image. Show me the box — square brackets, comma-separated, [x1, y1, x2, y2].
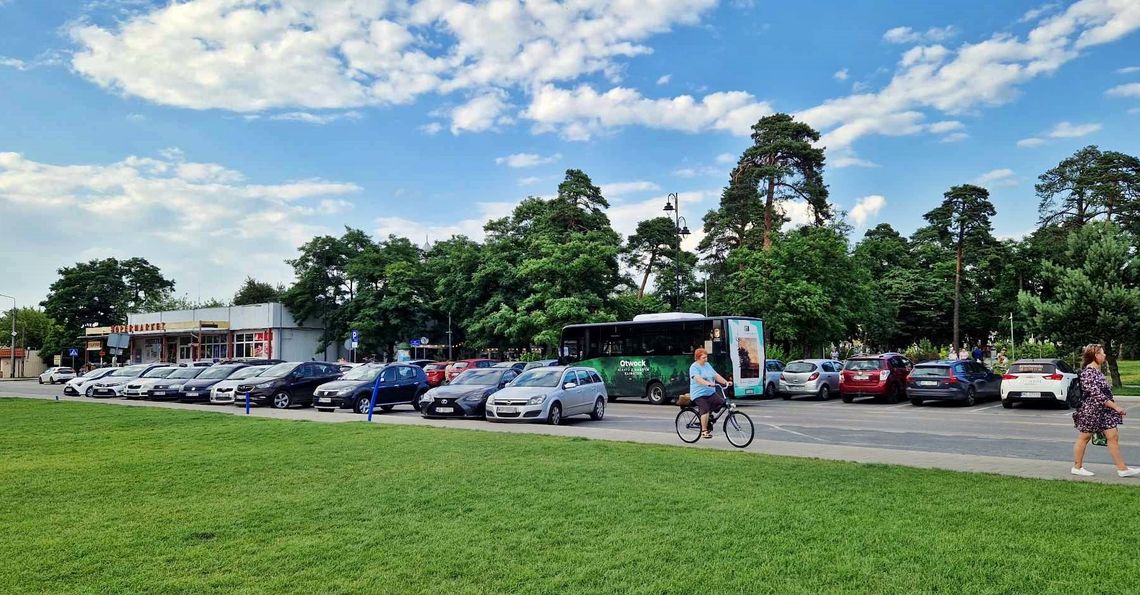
[1001, 358, 1079, 409]
[39, 367, 77, 384]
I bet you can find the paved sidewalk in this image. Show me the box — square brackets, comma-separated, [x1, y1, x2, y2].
[4, 393, 1139, 486]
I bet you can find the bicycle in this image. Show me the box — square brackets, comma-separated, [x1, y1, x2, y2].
[675, 384, 755, 448]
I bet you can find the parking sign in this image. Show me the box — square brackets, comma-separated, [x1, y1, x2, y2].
[351, 330, 359, 342]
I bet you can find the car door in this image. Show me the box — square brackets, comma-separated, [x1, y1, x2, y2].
[575, 369, 594, 413]
[396, 365, 418, 403]
[820, 361, 837, 392]
[377, 367, 399, 404]
[296, 363, 324, 403]
[558, 370, 579, 412]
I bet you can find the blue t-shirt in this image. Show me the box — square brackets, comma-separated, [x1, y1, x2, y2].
[689, 362, 717, 399]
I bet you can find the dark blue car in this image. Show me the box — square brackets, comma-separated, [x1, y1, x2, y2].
[906, 360, 1002, 406]
[313, 363, 429, 414]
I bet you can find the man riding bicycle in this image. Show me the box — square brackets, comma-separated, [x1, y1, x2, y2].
[690, 348, 732, 439]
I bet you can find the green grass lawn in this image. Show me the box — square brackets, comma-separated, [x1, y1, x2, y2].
[1116, 359, 1140, 393]
[1, 398, 1136, 594]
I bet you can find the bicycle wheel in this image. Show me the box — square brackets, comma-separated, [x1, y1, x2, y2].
[675, 408, 702, 444]
[723, 411, 754, 448]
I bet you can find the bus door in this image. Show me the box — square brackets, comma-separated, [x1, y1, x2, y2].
[727, 319, 765, 396]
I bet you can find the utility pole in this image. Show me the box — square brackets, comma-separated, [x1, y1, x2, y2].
[0, 293, 15, 378]
[1009, 313, 1015, 361]
[662, 193, 691, 312]
[447, 311, 453, 361]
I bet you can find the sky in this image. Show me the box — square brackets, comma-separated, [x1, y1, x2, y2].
[1, 0, 1138, 311]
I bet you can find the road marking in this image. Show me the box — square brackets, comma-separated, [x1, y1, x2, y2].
[968, 403, 1006, 413]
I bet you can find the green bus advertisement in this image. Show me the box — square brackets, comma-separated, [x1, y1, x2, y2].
[560, 314, 765, 405]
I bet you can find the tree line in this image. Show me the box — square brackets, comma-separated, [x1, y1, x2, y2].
[28, 115, 1140, 384]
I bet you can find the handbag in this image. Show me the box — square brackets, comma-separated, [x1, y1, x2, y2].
[677, 394, 692, 407]
[1092, 432, 1108, 447]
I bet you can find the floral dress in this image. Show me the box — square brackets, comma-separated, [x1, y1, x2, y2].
[1074, 367, 1123, 433]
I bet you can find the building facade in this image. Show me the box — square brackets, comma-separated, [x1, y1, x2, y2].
[83, 303, 340, 366]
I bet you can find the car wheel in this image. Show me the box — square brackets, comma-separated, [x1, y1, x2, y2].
[964, 387, 976, 407]
[354, 396, 371, 414]
[1002, 399, 1013, 409]
[818, 386, 831, 401]
[85, 387, 94, 398]
[380, 404, 394, 412]
[646, 381, 667, 406]
[910, 398, 923, 406]
[271, 391, 292, 409]
[764, 382, 776, 399]
[547, 402, 563, 425]
[886, 384, 901, 404]
[411, 391, 425, 411]
[590, 397, 605, 421]
[38, 378, 43, 384]
[841, 394, 854, 404]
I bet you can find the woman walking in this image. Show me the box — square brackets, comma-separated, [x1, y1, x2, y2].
[1072, 343, 1139, 477]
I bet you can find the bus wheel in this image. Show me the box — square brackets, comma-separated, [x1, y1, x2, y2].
[646, 382, 667, 405]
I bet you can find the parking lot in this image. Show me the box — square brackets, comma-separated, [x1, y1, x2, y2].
[7, 379, 1139, 483]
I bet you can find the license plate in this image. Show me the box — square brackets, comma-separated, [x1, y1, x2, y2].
[855, 375, 868, 380]
[185, 392, 198, 397]
[1022, 392, 1041, 398]
[920, 381, 938, 387]
[436, 406, 454, 413]
[152, 391, 166, 396]
[319, 398, 331, 403]
[498, 406, 518, 414]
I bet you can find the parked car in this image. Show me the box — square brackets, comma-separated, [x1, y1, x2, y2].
[779, 359, 843, 400]
[63, 367, 117, 396]
[763, 360, 784, 398]
[424, 361, 452, 387]
[188, 360, 216, 367]
[233, 361, 344, 409]
[315, 363, 429, 414]
[421, 367, 520, 418]
[839, 353, 913, 403]
[492, 361, 528, 372]
[522, 359, 560, 371]
[485, 366, 607, 425]
[213, 358, 285, 366]
[122, 366, 180, 399]
[446, 358, 496, 382]
[89, 364, 167, 398]
[907, 360, 1002, 406]
[147, 366, 207, 400]
[177, 364, 249, 403]
[210, 365, 273, 404]
[39, 367, 76, 384]
[407, 359, 436, 368]
[1000, 358, 1079, 409]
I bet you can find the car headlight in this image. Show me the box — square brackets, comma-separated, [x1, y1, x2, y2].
[256, 381, 276, 388]
[169, 384, 183, 390]
[528, 395, 546, 406]
[461, 394, 484, 402]
[338, 388, 354, 396]
[420, 394, 432, 402]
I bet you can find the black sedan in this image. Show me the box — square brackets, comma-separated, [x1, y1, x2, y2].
[177, 364, 248, 402]
[233, 361, 344, 409]
[314, 363, 429, 414]
[420, 368, 519, 418]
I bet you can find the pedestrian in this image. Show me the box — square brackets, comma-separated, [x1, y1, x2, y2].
[830, 347, 839, 361]
[1072, 343, 1139, 477]
[971, 344, 983, 363]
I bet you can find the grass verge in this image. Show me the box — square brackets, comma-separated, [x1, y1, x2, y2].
[1, 398, 1136, 593]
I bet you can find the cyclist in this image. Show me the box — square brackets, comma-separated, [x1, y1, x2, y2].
[690, 348, 732, 439]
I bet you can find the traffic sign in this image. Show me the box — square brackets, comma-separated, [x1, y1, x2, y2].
[419, 336, 429, 345]
[351, 330, 359, 342]
[410, 339, 421, 347]
[351, 341, 359, 349]
[67, 348, 79, 358]
[99, 350, 106, 357]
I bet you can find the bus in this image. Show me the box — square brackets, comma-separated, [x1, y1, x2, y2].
[560, 313, 766, 405]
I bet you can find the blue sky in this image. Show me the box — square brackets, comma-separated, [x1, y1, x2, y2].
[1, 0, 1138, 310]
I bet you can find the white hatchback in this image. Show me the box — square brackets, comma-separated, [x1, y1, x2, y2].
[1000, 358, 1079, 409]
[39, 367, 76, 384]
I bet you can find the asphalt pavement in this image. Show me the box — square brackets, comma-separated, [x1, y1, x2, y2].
[4, 379, 1139, 485]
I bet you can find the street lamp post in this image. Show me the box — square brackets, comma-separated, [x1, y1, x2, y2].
[0, 293, 14, 378]
[662, 193, 691, 312]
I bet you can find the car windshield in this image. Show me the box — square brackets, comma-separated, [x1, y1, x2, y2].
[342, 365, 382, 381]
[492, 362, 517, 368]
[784, 362, 817, 373]
[169, 367, 205, 379]
[262, 362, 298, 377]
[142, 367, 177, 378]
[199, 366, 239, 380]
[911, 365, 951, 378]
[1009, 362, 1056, 374]
[112, 365, 149, 377]
[523, 361, 554, 370]
[230, 366, 270, 380]
[453, 362, 469, 369]
[844, 359, 884, 371]
[511, 368, 562, 387]
[452, 370, 500, 385]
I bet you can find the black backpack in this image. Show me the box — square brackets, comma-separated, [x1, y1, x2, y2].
[1066, 379, 1084, 409]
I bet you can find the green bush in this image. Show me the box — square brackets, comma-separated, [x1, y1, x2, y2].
[905, 339, 941, 363]
[765, 343, 790, 363]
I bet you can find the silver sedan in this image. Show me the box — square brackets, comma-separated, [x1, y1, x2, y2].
[778, 359, 843, 400]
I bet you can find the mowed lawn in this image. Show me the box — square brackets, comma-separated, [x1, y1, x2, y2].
[1, 400, 1136, 594]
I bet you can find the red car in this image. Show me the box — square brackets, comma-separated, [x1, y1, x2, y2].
[425, 361, 452, 387]
[839, 353, 913, 403]
[445, 358, 496, 382]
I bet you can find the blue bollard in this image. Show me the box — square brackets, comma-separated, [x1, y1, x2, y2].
[55, 395, 59, 401]
[245, 391, 251, 415]
[366, 375, 381, 422]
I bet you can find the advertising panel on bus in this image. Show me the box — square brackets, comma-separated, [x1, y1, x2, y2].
[727, 318, 765, 397]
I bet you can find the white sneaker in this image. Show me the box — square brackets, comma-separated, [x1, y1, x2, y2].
[1117, 467, 1140, 478]
[1071, 467, 1095, 476]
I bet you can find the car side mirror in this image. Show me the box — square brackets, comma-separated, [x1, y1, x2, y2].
[563, 382, 578, 390]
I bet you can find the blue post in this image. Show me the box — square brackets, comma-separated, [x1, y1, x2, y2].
[366, 375, 381, 422]
[245, 391, 251, 415]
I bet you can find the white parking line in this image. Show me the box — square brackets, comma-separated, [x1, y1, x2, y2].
[968, 403, 1006, 413]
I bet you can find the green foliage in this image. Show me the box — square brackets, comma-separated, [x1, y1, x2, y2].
[764, 343, 790, 364]
[904, 339, 941, 363]
[232, 277, 284, 306]
[0, 308, 56, 352]
[41, 257, 175, 331]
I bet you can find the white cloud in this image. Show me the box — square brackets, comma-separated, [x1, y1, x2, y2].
[1107, 82, 1140, 97]
[1117, 66, 1140, 74]
[780, 201, 816, 229]
[715, 153, 737, 164]
[607, 191, 715, 251]
[0, 57, 27, 70]
[0, 150, 361, 309]
[849, 195, 886, 227]
[517, 176, 542, 186]
[672, 165, 722, 178]
[600, 181, 661, 196]
[939, 132, 969, 143]
[882, 25, 958, 44]
[1017, 137, 1046, 148]
[1020, 3, 1061, 23]
[973, 168, 1018, 187]
[830, 154, 879, 168]
[1048, 121, 1102, 137]
[125, 113, 146, 122]
[927, 120, 964, 134]
[376, 201, 519, 244]
[449, 91, 512, 134]
[495, 152, 561, 168]
[419, 122, 443, 135]
[524, 84, 773, 140]
[833, 68, 849, 81]
[266, 111, 363, 125]
[656, 74, 672, 85]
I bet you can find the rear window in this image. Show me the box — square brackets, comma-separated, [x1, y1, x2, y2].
[911, 365, 951, 378]
[1009, 362, 1056, 374]
[844, 359, 884, 371]
[784, 362, 817, 373]
[454, 362, 469, 369]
